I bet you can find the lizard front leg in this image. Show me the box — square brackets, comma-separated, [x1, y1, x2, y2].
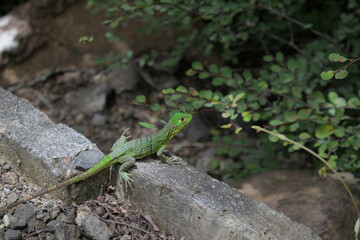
[111, 128, 130, 151]
[157, 144, 178, 165]
[115, 155, 136, 189]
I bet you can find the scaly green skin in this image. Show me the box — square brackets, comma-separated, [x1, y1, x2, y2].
[0, 112, 192, 213]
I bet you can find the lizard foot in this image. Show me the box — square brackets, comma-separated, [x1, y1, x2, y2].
[119, 171, 133, 190]
[165, 156, 181, 165]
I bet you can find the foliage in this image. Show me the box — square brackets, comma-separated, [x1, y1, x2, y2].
[252, 125, 360, 238]
[87, 0, 360, 178]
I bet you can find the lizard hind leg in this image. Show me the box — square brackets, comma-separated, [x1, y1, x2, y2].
[116, 155, 136, 190]
[111, 128, 131, 151]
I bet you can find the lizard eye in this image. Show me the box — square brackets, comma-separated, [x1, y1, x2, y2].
[179, 117, 185, 123]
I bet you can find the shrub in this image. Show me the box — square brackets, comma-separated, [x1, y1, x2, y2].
[86, 0, 360, 178]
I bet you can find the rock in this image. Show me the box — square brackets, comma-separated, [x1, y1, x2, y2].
[10, 217, 26, 230]
[12, 203, 35, 232]
[0, 87, 106, 204]
[0, 14, 31, 64]
[0, 227, 4, 239]
[91, 114, 107, 126]
[6, 192, 18, 206]
[75, 210, 111, 240]
[115, 161, 321, 240]
[54, 222, 81, 240]
[49, 206, 61, 219]
[46, 220, 59, 229]
[237, 170, 360, 240]
[2, 172, 18, 185]
[4, 229, 21, 240]
[74, 150, 104, 172]
[3, 188, 12, 195]
[72, 83, 111, 115]
[195, 147, 217, 173]
[36, 211, 51, 223]
[106, 66, 138, 94]
[3, 214, 13, 228]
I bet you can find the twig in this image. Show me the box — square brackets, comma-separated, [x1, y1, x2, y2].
[264, 31, 311, 60]
[258, 3, 342, 50]
[252, 125, 360, 220]
[87, 201, 152, 235]
[24, 228, 56, 239]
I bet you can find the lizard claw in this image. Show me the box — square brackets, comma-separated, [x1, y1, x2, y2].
[165, 156, 181, 165]
[119, 171, 133, 190]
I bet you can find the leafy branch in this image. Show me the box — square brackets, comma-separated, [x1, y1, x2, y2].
[252, 125, 360, 239]
[321, 53, 360, 80]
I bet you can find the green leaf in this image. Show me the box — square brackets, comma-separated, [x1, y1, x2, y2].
[103, 20, 113, 25]
[333, 97, 347, 108]
[298, 109, 312, 119]
[243, 70, 252, 81]
[289, 122, 299, 132]
[320, 70, 334, 80]
[263, 55, 273, 62]
[328, 53, 340, 62]
[199, 90, 212, 98]
[269, 119, 283, 126]
[287, 59, 297, 72]
[253, 113, 261, 121]
[299, 132, 311, 139]
[192, 61, 203, 70]
[150, 103, 161, 111]
[235, 127, 242, 134]
[191, 99, 205, 108]
[230, 113, 238, 120]
[162, 88, 175, 94]
[176, 85, 188, 93]
[233, 93, 245, 103]
[334, 127, 345, 138]
[79, 36, 90, 43]
[220, 66, 232, 78]
[269, 130, 280, 142]
[276, 52, 284, 62]
[348, 97, 360, 107]
[199, 72, 210, 79]
[135, 95, 146, 103]
[315, 125, 335, 139]
[139, 122, 158, 130]
[271, 65, 282, 72]
[280, 73, 293, 83]
[209, 64, 218, 73]
[212, 77, 225, 86]
[221, 112, 231, 118]
[310, 91, 325, 102]
[335, 69, 348, 79]
[329, 53, 347, 62]
[221, 123, 232, 129]
[189, 87, 198, 96]
[170, 94, 182, 101]
[186, 69, 196, 76]
[328, 92, 339, 103]
[285, 112, 299, 122]
[258, 81, 268, 89]
[241, 111, 252, 122]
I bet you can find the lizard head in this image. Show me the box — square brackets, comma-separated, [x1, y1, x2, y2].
[168, 112, 192, 137]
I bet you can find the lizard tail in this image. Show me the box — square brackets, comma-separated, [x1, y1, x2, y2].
[0, 154, 113, 213]
[0, 176, 78, 213]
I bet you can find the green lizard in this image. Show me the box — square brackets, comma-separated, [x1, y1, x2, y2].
[0, 112, 192, 213]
